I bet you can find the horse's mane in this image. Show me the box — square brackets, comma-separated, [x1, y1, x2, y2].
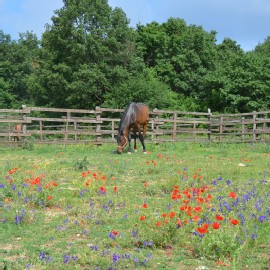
[118, 102, 134, 133]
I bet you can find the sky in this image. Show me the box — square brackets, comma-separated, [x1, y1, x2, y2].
[1, 0, 270, 51]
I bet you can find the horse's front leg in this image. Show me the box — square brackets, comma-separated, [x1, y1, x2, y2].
[127, 133, 132, 154]
[133, 134, 138, 152]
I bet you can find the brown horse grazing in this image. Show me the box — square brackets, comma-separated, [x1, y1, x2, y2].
[117, 102, 149, 154]
[13, 124, 22, 141]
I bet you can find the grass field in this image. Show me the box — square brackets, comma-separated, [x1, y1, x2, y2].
[0, 142, 270, 270]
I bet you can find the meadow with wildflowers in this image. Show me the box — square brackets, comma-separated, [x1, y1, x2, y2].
[0, 142, 270, 270]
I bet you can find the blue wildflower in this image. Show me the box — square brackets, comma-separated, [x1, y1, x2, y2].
[63, 254, 69, 264]
[258, 215, 267, 223]
[39, 251, 46, 261]
[252, 234, 257, 240]
[112, 253, 120, 264]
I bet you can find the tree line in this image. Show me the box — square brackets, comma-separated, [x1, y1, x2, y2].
[1, 0, 270, 113]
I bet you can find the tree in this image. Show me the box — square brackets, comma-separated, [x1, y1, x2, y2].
[28, 0, 142, 109]
[0, 31, 40, 108]
[203, 38, 270, 112]
[137, 18, 218, 101]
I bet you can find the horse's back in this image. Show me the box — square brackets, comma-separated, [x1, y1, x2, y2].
[135, 103, 149, 124]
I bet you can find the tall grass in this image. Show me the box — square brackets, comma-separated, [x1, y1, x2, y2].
[0, 142, 270, 269]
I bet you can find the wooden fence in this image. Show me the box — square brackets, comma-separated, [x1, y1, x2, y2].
[0, 106, 270, 146]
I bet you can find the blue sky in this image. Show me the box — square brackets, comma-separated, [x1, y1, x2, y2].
[1, 0, 270, 51]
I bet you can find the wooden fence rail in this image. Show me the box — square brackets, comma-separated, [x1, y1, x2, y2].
[0, 106, 270, 146]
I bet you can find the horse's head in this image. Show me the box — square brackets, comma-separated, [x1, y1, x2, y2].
[116, 132, 127, 154]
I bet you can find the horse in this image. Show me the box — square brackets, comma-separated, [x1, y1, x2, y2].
[13, 124, 22, 141]
[117, 102, 149, 154]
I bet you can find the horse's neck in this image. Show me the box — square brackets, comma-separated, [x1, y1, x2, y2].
[120, 126, 129, 136]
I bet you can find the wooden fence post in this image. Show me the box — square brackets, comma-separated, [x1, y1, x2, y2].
[219, 116, 223, 142]
[172, 112, 177, 141]
[253, 112, 256, 143]
[74, 121, 77, 141]
[39, 121, 43, 141]
[65, 112, 70, 142]
[112, 120, 115, 140]
[207, 108, 211, 141]
[22, 105, 27, 135]
[241, 117, 245, 140]
[153, 108, 159, 143]
[96, 106, 102, 143]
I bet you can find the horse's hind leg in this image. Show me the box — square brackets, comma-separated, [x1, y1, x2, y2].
[140, 123, 148, 153]
[139, 132, 146, 153]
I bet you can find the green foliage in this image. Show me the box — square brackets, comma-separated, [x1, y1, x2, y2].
[73, 156, 89, 171]
[0, 31, 40, 108]
[1, 1, 270, 113]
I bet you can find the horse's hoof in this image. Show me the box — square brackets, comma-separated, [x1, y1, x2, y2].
[134, 149, 137, 153]
[127, 152, 132, 155]
[143, 151, 147, 154]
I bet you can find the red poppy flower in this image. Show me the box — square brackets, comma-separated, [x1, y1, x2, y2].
[192, 215, 200, 222]
[176, 218, 182, 226]
[230, 219, 239, 225]
[194, 206, 202, 212]
[169, 211, 176, 218]
[216, 214, 224, 221]
[212, 222, 220, 229]
[142, 203, 148, 208]
[162, 213, 167, 218]
[197, 227, 208, 234]
[229, 192, 237, 199]
[203, 223, 209, 229]
[140, 215, 146, 221]
[113, 186, 118, 192]
[47, 195, 52, 200]
[111, 230, 118, 236]
[196, 197, 204, 203]
[156, 221, 162, 227]
[171, 194, 179, 200]
[99, 186, 107, 193]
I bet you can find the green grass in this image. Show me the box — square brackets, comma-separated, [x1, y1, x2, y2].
[0, 142, 270, 270]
